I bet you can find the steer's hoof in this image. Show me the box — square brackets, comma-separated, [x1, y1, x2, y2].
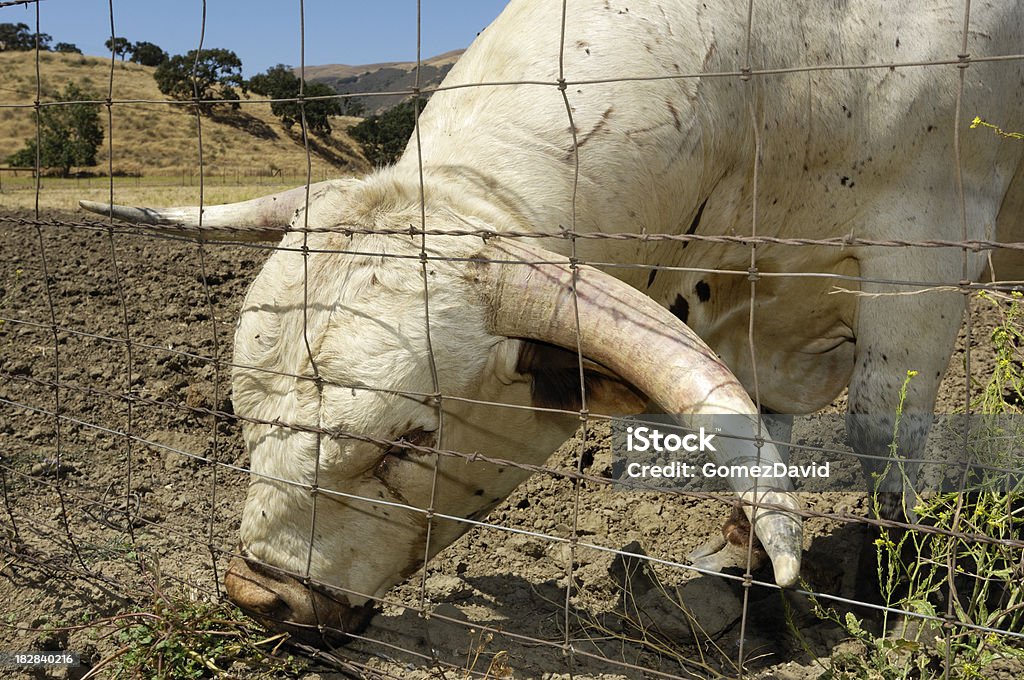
[688, 534, 727, 562]
[689, 537, 767, 574]
[688, 506, 768, 575]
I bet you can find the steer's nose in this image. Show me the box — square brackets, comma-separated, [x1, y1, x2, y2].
[224, 557, 375, 643]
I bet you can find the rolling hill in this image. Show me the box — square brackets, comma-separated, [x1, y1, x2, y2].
[0, 50, 370, 177]
[301, 49, 464, 116]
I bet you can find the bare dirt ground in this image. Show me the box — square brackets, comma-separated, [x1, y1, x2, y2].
[0, 208, 1020, 679]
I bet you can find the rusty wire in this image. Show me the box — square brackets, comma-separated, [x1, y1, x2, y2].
[736, 0, 762, 672]
[5, 365, 1023, 483]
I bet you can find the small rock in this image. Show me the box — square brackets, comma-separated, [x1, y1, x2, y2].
[576, 513, 604, 535]
[634, 500, 663, 523]
[609, 541, 658, 595]
[507, 533, 545, 559]
[551, 543, 574, 569]
[612, 542, 742, 640]
[184, 385, 211, 411]
[765, 660, 826, 680]
[620, 576, 742, 641]
[424, 602, 473, 657]
[30, 459, 76, 478]
[430, 602, 467, 622]
[675, 576, 743, 637]
[425, 574, 472, 600]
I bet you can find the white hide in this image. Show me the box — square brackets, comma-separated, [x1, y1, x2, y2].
[232, 181, 592, 603]
[103, 0, 1023, 612]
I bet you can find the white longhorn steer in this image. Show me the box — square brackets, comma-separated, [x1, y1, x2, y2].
[82, 0, 1023, 641]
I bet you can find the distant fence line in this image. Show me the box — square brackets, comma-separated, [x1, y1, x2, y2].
[0, 165, 336, 189]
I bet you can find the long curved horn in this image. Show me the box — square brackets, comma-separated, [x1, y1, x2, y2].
[470, 238, 802, 586]
[79, 180, 339, 241]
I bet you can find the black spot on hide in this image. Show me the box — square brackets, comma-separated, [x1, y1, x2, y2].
[647, 268, 659, 289]
[695, 280, 711, 303]
[682, 198, 707, 249]
[670, 294, 689, 324]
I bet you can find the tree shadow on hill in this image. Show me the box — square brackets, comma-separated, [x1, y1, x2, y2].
[207, 107, 279, 141]
[283, 127, 361, 170]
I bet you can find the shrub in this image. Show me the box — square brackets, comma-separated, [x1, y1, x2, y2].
[814, 293, 1024, 679]
[6, 83, 103, 176]
[248, 64, 342, 135]
[155, 48, 244, 113]
[347, 99, 420, 166]
[131, 41, 167, 67]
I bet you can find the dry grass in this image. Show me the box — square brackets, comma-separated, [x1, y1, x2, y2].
[0, 51, 370, 178]
[0, 175, 317, 212]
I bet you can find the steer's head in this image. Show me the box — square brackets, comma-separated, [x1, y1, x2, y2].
[82, 177, 802, 642]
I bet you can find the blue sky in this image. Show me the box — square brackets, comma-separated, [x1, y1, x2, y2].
[18, 0, 510, 75]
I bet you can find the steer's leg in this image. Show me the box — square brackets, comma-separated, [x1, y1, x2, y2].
[845, 251, 966, 522]
[840, 252, 966, 611]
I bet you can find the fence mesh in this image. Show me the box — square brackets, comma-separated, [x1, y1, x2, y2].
[1, 0, 1023, 678]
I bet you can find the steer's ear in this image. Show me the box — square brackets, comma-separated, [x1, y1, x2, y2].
[515, 340, 648, 416]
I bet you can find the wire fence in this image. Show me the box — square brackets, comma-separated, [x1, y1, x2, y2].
[1, 1, 1023, 678]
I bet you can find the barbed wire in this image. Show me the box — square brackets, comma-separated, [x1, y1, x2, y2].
[8, 215, 1024, 255]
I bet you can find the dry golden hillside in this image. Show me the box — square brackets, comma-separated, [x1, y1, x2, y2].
[0, 50, 370, 178]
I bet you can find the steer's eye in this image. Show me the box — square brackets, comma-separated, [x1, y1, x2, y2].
[374, 428, 439, 482]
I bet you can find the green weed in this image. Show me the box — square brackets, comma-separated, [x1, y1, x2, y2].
[816, 291, 1024, 678]
[83, 562, 307, 679]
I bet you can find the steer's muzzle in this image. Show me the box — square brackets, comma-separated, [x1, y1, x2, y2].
[225, 557, 376, 644]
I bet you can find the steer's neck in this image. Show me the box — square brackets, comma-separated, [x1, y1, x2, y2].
[380, 146, 720, 295]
